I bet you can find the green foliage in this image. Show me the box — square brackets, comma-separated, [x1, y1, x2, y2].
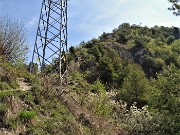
[97, 56, 115, 83]
[67, 24, 180, 134]
[92, 79, 106, 94]
[0, 103, 9, 111]
[154, 58, 165, 68]
[0, 57, 35, 92]
[9, 81, 19, 89]
[134, 36, 146, 47]
[43, 64, 53, 74]
[94, 48, 123, 86]
[69, 46, 76, 61]
[0, 57, 18, 83]
[117, 64, 151, 107]
[150, 64, 180, 134]
[0, 22, 179, 134]
[39, 113, 76, 135]
[19, 111, 37, 122]
[0, 82, 11, 90]
[92, 97, 112, 118]
[7, 117, 19, 130]
[0, 91, 12, 99]
[168, 0, 180, 16]
[91, 79, 112, 117]
[31, 83, 43, 91]
[121, 103, 162, 135]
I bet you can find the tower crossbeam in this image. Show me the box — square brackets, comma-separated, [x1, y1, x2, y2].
[31, 0, 68, 83]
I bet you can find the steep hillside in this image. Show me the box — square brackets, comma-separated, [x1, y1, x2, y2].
[0, 23, 179, 135]
[67, 23, 180, 134]
[72, 23, 180, 78]
[0, 57, 127, 135]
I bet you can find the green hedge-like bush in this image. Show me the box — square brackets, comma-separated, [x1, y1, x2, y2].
[19, 111, 37, 122]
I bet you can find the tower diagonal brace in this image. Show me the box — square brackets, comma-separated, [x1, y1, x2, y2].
[31, 0, 68, 83]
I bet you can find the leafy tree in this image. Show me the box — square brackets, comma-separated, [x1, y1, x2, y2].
[171, 40, 180, 55]
[168, 0, 180, 16]
[114, 23, 131, 44]
[97, 56, 115, 84]
[69, 46, 76, 61]
[0, 17, 28, 63]
[150, 64, 180, 134]
[96, 48, 123, 87]
[166, 35, 175, 44]
[118, 64, 151, 107]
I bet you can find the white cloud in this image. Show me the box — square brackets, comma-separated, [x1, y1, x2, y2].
[70, 0, 180, 32]
[26, 16, 38, 28]
[68, 0, 180, 46]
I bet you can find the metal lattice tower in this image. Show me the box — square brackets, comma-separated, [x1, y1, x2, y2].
[31, 0, 68, 82]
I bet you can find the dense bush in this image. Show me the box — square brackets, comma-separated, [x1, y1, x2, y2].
[116, 63, 153, 107]
[150, 64, 180, 134]
[91, 79, 112, 117]
[19, 111, 37, 122]
[120, 103, 162, 135]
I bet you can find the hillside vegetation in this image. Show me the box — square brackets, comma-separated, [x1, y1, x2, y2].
[0, 23, 180, 135]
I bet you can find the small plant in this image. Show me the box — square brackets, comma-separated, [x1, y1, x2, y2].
[6, 116, 19, 130]
[19, 111, 37, 122]
[0, 82, 10, 90]
[0, 103, 9, 111]
[0, 91, 12, 98]
[92, 79, 106, 94]
[9, 80, 19, 89]
[92, 96, 112, 118]
[31, 83, 43, 91]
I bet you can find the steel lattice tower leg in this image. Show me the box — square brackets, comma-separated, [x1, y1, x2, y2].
[31, 0, 68, 83]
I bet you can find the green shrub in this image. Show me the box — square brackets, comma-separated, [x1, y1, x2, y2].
[9, 80, 19, 89]
[0, 103, 9, 111]
[92, 97, 112, 118]
[24, 93, 34, 103]
[154, 58, 165, 68]
[19, 111, 37, 122]
[120, 103, 162, 135]
[0, 82, 10, 90]
[31, 83, 43, 91]
[150, 65, 180, 134]
[91, 80, 112, 118]
[7, 117, 18, 130]
[92, 79, 106, 94]
[0, 91, 12, 98]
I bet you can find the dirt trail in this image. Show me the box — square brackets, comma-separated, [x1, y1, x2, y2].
[0, 129, 16, 135]
[0, 78, 31, 135]
[17, 78, 31, 91]
[1, 78, 31, 93]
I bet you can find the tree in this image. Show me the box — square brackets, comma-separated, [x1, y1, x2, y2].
[150, 64, 180, 134]
[168, 0, 180, 16]
[0, 17, 28, 63]
[118, 64, 152, 107]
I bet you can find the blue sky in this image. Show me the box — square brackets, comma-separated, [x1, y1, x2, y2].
[0, 0, 180, 61]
